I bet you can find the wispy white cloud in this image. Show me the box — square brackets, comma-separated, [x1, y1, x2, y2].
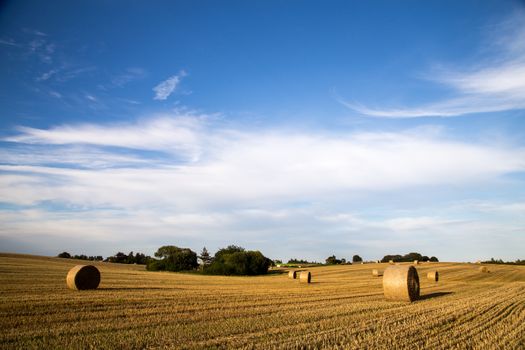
[37, 69, 59, 81]
[153, 70, 187, 100]
[4, 115, 205, 161]
[110, 67, 147, 87]
[341, 11, 525, 118]
[0, 38, 21, 47]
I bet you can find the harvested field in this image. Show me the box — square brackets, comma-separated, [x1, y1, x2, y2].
[1, 253, 524, 349]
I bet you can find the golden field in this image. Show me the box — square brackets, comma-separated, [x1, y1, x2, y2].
[0, 253, 523, 349]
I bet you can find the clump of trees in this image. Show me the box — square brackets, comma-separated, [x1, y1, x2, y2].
[204, 245, 271, 276]
[147, 245, 199, 272]
[381, 252, 438, 263]
[325, 255, 346, 265]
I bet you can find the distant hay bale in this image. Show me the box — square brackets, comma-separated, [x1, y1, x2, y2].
[372, 269, 383, 277]
[66, 265, 100, 290]
[475, 260, 481, 264]
[299, 271, 311, 283]
[383, 265, 420, 302]
[389, 260, 394, 265]
[479, 266, 488, 273]
[427, 271, 439, 282]
[288, 270, 297, 279]
[376, 260, 380, 264]
[414, 260, 419, 265]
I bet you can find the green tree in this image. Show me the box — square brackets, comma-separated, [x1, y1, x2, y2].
[57, 252, 71, 259]
[199, 247, 213, 266]
[352, 255, 363, 263]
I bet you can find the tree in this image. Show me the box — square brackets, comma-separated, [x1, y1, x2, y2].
[430, 256, 439, 262]
[199, 247, 213, 266]
[147, 245, 198, 272]
[352, 255, 363, 263]
[57, 252, 71, 259]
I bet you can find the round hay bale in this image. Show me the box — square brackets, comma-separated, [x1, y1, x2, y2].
[383, 265, 419, 302]
[479, 266, 488, 273]
[372, 269, 383, 277]
[414, 260, 419, 265]
[299, 271, 311, 283]
[388, 260, 394, 265]
[288, 270, 297, 279]
[427, 271, 439, 282]
[66, 265, 100, 290]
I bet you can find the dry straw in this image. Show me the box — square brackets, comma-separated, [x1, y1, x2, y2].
[66, 265, 101, 290]
[299, 271, 311, 283]
[383, 265, 420, 302]
[479, 266, 488, 273]
[427, 271, 439, 282]
[372, 269, 383, 277]
[288, 270, 297, 279]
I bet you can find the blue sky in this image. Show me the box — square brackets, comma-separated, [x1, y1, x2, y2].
[1, 1, 524, 262]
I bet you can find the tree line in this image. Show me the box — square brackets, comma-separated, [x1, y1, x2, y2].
[57, 251, 152, 264]
[57, 248, 441, 275]
[482, 258, 525, 266]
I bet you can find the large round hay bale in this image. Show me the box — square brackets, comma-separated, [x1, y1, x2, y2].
[299, 271, 311, 283]
[413, 260, 419, 265]
[427, 271, 439, 282]
[383, 265, 419, 302]
[388, 260, 394, 265]
[288, 270, 297, 279]
[66, 265, 100, 290]
[372, 269, 383, 277]
[479, 266, 488, 273]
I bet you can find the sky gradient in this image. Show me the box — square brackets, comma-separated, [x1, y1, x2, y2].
[1, 1, 524, 262]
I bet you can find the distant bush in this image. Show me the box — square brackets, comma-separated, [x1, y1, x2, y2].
[147, 245, 198, 272]
[204, 245, 271, 275]
[287, 258, 311, 264]
[57, 252, 71, 259]
[482, 258, 524, 265]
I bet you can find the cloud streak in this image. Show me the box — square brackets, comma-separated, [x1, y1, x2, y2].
[342, 11, 525, 118]
[153, 71, 187, 100]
